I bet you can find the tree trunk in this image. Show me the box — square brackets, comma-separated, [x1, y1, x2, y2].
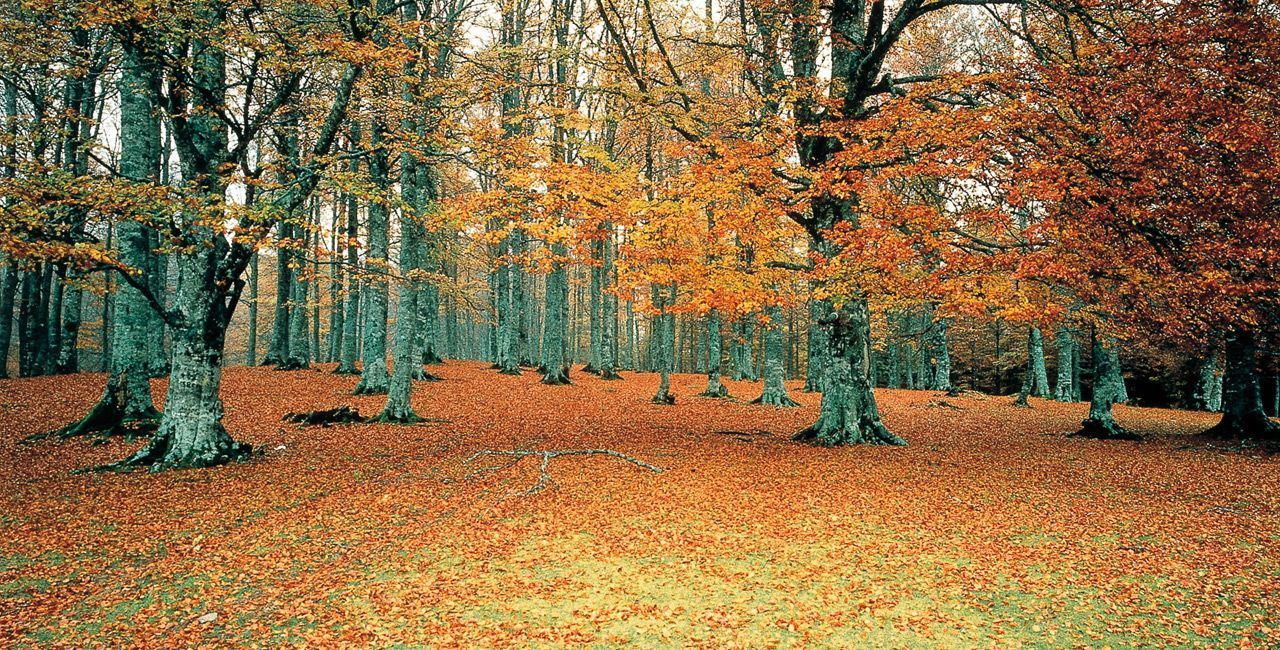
[1073, 337, 1137, 440]
[540, 241, 571, 384]
[651, 284, 675, 404]
[354, 125, 391, 394]
[754, 305, 798, 407]
[794, 298, 904, 446]
[1053, 326, 1074, 402]
[262, 223, 291, 365]
[927, 317, 952, 391]
[803, 296, 828, 392]
[0, 263, 16, 378]
[700, 309, 730, 397]
[1192, 355, 1222, 412]
[1203, 334, 1280, 440]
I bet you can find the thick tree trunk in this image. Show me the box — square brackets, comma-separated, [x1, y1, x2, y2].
[1073, 338, 1137, 440]
[1203, 335, 1280, 440]
[700, 309, 730, 397]
[795, 299, 904, 446]
[375, 200, 421, 423]
[926, 317, 952, 391]
[106, 251, 250, 470]
[279, 244, 311, 369]
[754, 305, 798, 407]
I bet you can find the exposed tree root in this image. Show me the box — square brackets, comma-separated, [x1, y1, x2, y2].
[463, 448, 664, 494]
[651, 392, 676, 405]
[598, 368, 623, 380]
[274, 359, 308, 371]
[283, 406, 364, 427]
[332, 365, 360, 376]
[541, 369, 572, 385]
[752, 392, 800, 407]
[78, 429, 253, 474]
[1201, 414, 1280, 441]
[367, 410, 421, 425]
[25, 375, 160, 443]
[352, 381, 388, 396]
[422, 350, 444, 365]
[793, 419, 907, 446]
[1071, 418, 1143, 441]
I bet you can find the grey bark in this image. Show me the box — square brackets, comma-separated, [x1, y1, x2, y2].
[754, 305, 798, 407]
[354, 121, 391, 395]
[1074, 338, 1137, 440]
[1203, 334, 1280, 440]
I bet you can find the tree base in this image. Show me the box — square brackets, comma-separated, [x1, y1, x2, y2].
[1201, 413, 1280, 441]
[599, 369, 622, 380]
[699, 385, 731, 399]
[581, 364, 599, 375]
[332, 364, 360, 375]
[793, 419, 906, 446]
[542, 369, 571, 385]
[25, 376, 160, 443]
[1071, 417, 1142, 441]
[274, 359, 309, 371]
[752, 392, 800, 407]
[367, 409, 421, 425]
[81, 428, 252, 473]
[352, 380, 388, 396]
[497, 366, 522, 376]
[651, 392, 676, 405]
[422, 351, 444, 365]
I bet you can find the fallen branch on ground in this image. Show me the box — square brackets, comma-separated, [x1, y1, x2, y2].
[463, 449, 664, 494]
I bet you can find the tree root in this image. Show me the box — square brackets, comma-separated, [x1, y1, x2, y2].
[282, 406, 364, 427]
[599, 368, 623, 380]
[751, 392, 800, 407]
[367, 410, 421, 425]
[651, 392, 676, 405]
[792, 419, 907, 446]
[77, 430, 253, 474]
[541, 369, 572, 386]
[1071, 418, 1143, 441]
[463, 448, 664, 495]
[1201, 414, 1280, 441]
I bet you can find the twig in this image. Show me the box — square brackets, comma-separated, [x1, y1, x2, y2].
[463, 449, 665, 495]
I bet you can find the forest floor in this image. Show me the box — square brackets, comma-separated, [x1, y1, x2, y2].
[0, 362, 1277, 648]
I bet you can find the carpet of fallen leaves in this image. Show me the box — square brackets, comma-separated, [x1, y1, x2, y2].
[1, 362, 1278, 648]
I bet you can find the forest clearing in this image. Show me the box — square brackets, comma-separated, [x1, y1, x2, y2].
[2, 364, 1277, 647]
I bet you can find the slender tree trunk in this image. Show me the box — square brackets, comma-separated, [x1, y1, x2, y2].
[0, 263, 17, 378]
[1053, 326, 1074, 402]
[354, 123, 391, 394]
[1192, 355, 1222, 412]
[651, 284, 675, 404]
[804, 296, 828, 393]
[246, 250, 259, 366]
[540, 241, 571, 384]
[700, 309, 729, 397]
[336, 127, 362, 374]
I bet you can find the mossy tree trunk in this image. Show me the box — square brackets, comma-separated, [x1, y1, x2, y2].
[354, 120, 391, 395]
[754, 304, 798, 407]
[1203, 335, 1280, 440]
[1074, 337, 1137, 440]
